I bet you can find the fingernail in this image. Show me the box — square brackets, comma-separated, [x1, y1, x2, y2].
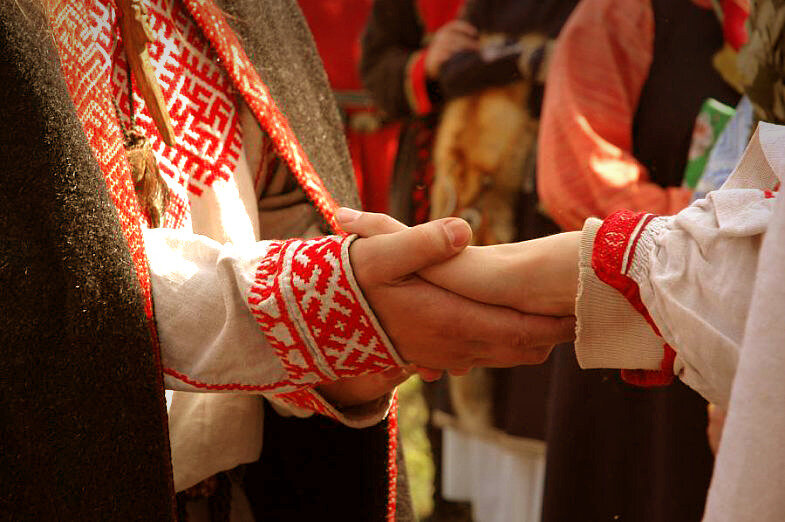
[444, 219, 471, 247]
[336, 207, 361, 224]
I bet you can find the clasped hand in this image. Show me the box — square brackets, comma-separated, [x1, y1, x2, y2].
[319, 209, 580, 408]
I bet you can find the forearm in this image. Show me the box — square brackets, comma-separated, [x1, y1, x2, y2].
[145, 227, 402, 426]
[415, 232, 580, 318]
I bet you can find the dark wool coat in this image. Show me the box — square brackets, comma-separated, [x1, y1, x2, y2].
[0, 1, 410, 520]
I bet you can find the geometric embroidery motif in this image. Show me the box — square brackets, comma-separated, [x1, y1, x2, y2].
[592, 209, 675, 387]
[181, 0, 345, 234]
[92, 0, 243, 228]
[248, 235, 403, 385]
[50, 0, 157, 323]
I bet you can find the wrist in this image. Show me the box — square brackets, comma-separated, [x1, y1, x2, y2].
[517, 232, 580, 316]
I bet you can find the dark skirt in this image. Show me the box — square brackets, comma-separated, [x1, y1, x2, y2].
[542, 344, 714, 522]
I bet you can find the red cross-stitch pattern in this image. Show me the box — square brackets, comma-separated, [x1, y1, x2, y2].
[177, 7, 400, 505]
[92, 0, 244, 229]
[52, 2, 398, 507]
[248, 235, 402, 384]
[181, 0, 345, 234]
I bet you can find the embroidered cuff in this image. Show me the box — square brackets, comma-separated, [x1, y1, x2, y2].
[405, 50, 434, 115]
[576, 215, 674, 386]
[248, 234, 404, 391]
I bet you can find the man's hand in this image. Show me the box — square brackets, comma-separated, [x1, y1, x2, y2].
[344, 210, 575, 371]
[425, 20, 479, 78]
[338, 209, 581, 318]
[318, 367, 411, 408]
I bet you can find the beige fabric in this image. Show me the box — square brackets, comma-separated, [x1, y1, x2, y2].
[704, 146, 785, 520]
[575, 218, 664, 370]
[577, 124, 780, 407]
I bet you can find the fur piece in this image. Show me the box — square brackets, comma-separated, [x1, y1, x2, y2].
[431, 80, 538, 245]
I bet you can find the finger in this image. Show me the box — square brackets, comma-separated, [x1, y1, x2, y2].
[443, 33, 480, 53]
[448, 300, 576, 348]
[441, 305, 575, 366]
[354, 218, 473, 281]
[336, 208, 407, 237]
[416, 367, 444, 382]
[383, 370, 412, 389]
[473, 345, 555, 367]
[443, 20, 479, 37]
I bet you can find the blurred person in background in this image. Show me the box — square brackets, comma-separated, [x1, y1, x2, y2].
[298, 0, 401, 214]
[0, 0, 575, 519]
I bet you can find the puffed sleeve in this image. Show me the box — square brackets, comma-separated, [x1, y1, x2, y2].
[537, 0, 691, 231]
[576, 123, 783, 407]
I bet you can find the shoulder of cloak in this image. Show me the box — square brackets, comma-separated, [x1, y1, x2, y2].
[218, 0, 362, 210]
[0, 3, 174, 519]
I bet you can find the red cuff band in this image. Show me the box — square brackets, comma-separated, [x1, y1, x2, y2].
[592, 210, 675, 386]
[407, 50, 433, 115]
[248, 235, 402, 388]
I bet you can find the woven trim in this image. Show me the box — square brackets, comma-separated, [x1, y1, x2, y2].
[386, 394, 400, 522]
[248, 235, 403, 388]
[163, 367, 288, 392]
[592, 210, 675, 386]
[51, 1, 155, 325]
[181, 0, 345, 234]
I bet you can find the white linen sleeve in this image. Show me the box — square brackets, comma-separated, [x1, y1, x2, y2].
[703, 188, 785, 522]
[576, 123, 784, 406]
[626, 190, 774, 406]
[144, 227, 403, 427]
[576, 190, 777, 407]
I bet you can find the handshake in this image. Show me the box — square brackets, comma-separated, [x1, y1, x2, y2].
[319, 208, 582, 406]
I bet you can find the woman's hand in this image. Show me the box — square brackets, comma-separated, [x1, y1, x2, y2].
[337, 208, 581, 317]
[346, 212, 573, 371]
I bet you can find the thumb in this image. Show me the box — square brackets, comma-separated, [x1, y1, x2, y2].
[336, 208, 407, 237]
[354, 217, 472, 281]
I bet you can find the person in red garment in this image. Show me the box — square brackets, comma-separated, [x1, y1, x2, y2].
[298, 0, 400, 214]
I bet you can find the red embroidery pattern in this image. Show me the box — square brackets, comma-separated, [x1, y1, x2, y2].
[248, 235, 402, 385]
[53, 2, 400, 479]
[592, 210, 675, 386]
[93, 0, 244, 229]
[163, 367, 285, 392]
[181, 0, 345, 234]
[386, 392, 400, 522]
